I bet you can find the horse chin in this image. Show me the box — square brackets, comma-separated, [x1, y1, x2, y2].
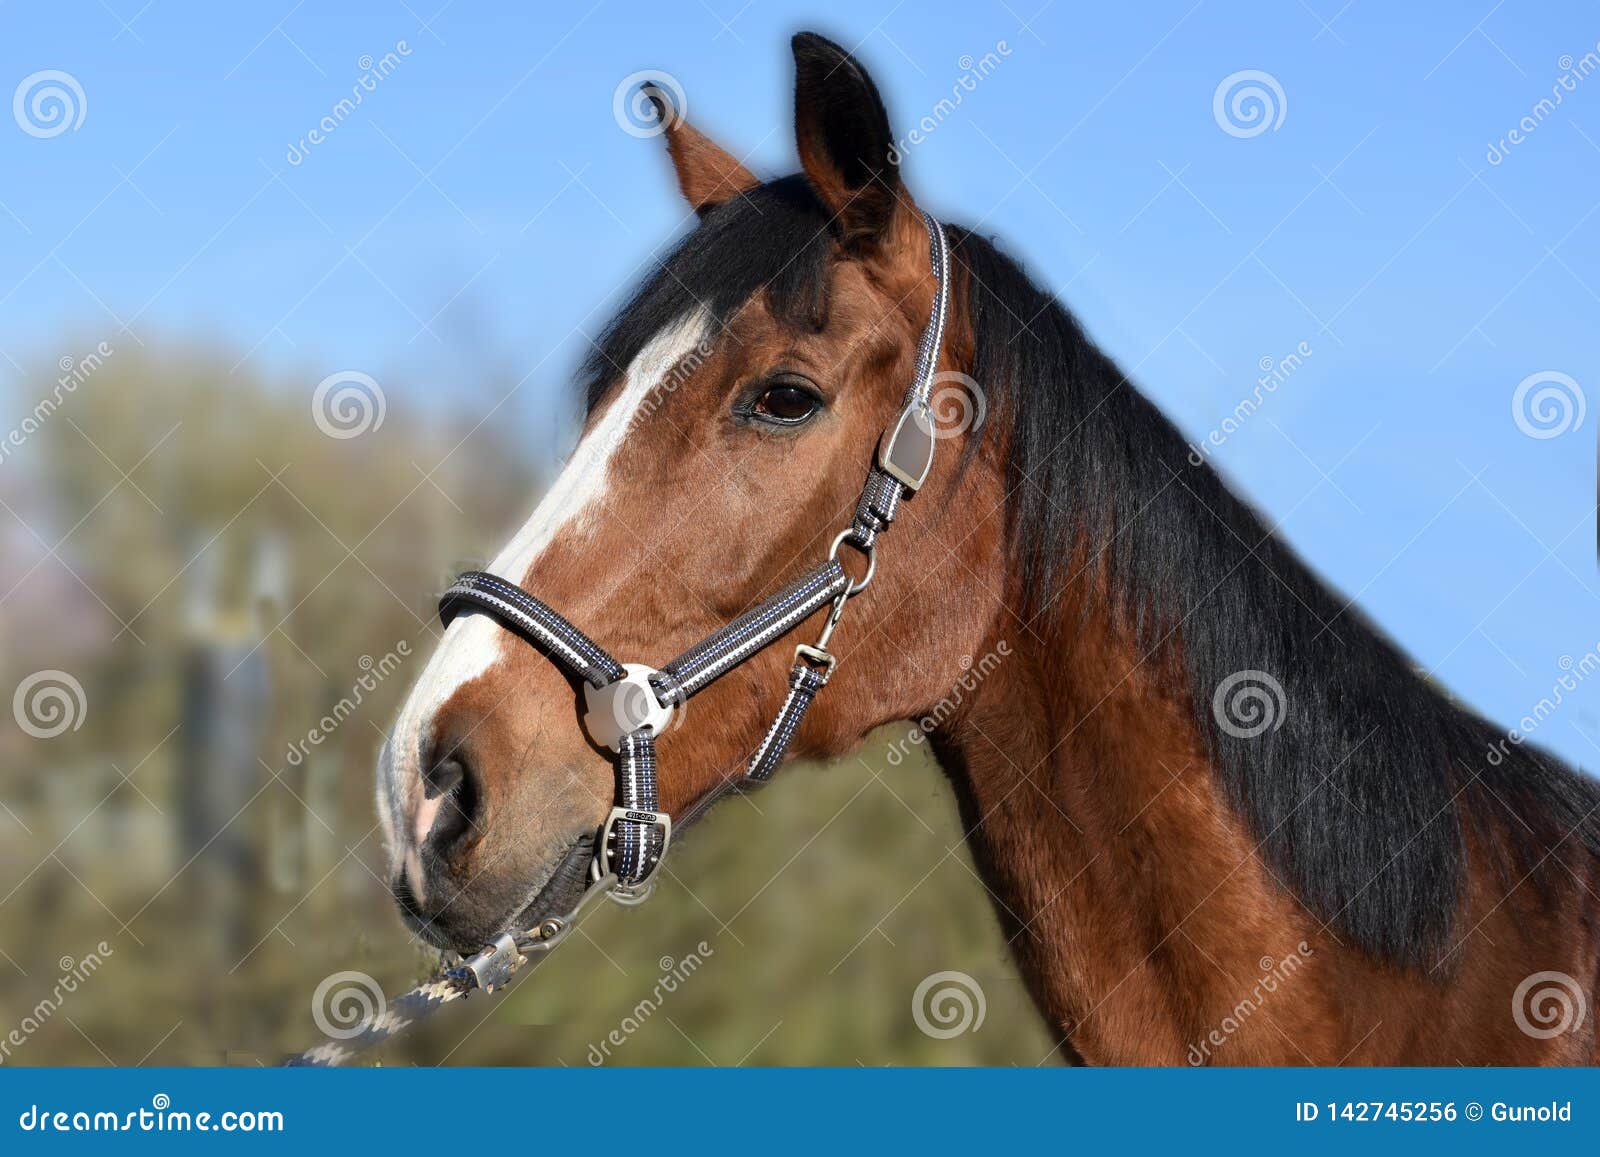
[393, 832, 597, 952]
[507, 831, 597, 931]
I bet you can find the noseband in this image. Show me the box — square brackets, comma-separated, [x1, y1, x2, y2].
[433, 213, 950, 986]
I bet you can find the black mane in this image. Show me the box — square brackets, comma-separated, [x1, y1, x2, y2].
[581, 177, 834, 410]
[584, 177, 1599, 968]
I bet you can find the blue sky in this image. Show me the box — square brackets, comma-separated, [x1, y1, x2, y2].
[1, 1, 1596, 768]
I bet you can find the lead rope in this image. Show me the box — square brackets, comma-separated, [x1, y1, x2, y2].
[286, 212, 949, 1065]
[287, 871, 619, 1066]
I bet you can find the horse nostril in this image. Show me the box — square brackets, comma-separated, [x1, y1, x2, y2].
[422, 748, 482, 856]
[424, 754, 465, 800]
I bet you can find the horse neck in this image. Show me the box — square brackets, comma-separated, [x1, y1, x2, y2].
[930, 591, 1327, 1065]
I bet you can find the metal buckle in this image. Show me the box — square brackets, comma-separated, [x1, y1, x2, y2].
[793, 643, 837, 679]
[828, 530, 876, 596]
[511, 870, 618, 955]
[792, 585, 847, 681]
[592, 806, 672, 904]
[464, 932, 522, 992]
[879, 401, 936, 491]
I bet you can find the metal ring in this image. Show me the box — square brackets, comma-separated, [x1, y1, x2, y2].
[828, 529, 876, 596]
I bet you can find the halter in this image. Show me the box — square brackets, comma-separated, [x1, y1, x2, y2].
[288, 214, 950, 1062]
[439, 209, 949, 901]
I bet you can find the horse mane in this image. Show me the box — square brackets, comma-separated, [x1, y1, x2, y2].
[582, 175, 1600, 969]
[953, 224, 1600, 967]
[580, 176, 833, 412]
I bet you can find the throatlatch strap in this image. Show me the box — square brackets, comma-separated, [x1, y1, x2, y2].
[439, 572, 626, 689]
[747, 663, 828, 782]
[655, 560, 849, 703]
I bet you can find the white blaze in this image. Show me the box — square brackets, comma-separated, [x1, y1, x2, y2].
[380, 310, 710, 872]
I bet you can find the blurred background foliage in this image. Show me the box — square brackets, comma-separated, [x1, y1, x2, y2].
[0, 345, 1052, 1065]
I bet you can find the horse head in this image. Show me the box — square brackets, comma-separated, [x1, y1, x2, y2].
[378, 33, 1001, 950]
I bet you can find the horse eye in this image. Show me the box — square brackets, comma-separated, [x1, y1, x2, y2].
[751, 382, 822, 425]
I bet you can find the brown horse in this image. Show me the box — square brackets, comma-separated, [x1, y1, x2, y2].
[377, 32, 1600, 1065]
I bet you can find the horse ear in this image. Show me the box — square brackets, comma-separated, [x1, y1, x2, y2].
[792, 31, 910, 254]
[641, 83, 759, 216]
